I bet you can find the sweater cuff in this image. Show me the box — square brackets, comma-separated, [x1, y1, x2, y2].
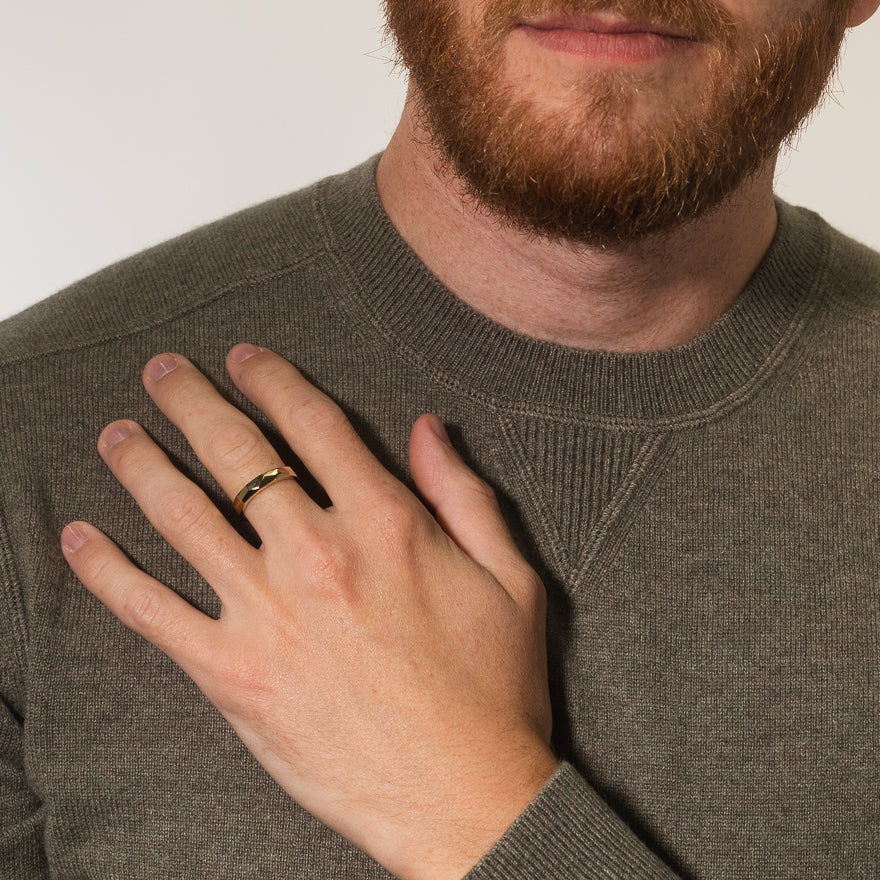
[464, 762, 680, 879]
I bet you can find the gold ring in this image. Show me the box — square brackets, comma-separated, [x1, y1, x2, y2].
[233, 466, 297, 516]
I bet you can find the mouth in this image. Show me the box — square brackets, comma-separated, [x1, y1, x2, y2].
[517, 13, 700, 62]
[521, 12, 697, 40]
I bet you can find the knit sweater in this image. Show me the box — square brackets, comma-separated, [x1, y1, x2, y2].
[1, 157, 878, 879]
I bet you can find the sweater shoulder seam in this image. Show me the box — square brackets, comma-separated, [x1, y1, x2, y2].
[822, 290, 880, 327]
[0, 245, 327, 370]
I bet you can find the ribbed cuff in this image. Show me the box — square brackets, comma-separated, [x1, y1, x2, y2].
[465, 763, 680, 879]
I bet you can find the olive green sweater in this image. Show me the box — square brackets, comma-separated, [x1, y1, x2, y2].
[1, 158, 878, 878]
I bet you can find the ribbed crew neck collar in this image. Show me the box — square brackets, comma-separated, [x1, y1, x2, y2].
[316, 157, 830, 428]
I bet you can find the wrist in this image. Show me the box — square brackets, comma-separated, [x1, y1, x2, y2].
[372, 747, 559, 880]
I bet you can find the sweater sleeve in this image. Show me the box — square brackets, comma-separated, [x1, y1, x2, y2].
[465, 763, 681, 879]
[0, 520, 49, 877]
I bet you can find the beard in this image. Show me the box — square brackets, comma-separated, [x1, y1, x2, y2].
[383, 0, 851, 246]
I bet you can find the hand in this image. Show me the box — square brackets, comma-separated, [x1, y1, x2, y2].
[61, 345, 558, 880]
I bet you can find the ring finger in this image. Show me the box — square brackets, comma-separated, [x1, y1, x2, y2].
[141, 353, 311, 538]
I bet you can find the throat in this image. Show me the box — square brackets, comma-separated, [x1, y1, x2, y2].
[376, 112, 779, 353]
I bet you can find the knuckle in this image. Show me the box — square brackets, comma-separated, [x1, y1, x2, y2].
[157, 489, 213, 540]
[464, 471, 499, 508]
[367, 492, 422, 545]
[107, 435, 148, 476]
[294, 528, 358, 599]
[293, 394, 345, 438]
[207, 422, 265, 473]
[301, 535, 356, 591]
[79, 545, 116, 586]
[121, 586, 165, 631]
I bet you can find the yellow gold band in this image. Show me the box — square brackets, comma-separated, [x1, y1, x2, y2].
[233, 466, 297, 516]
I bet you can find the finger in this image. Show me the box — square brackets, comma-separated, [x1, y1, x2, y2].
[141, 353, 310, 534]
[61, 521, 219, 674]
[225, 345, 394, 506]
[408, 415, 543, 607]
[97, 419, 257, 599]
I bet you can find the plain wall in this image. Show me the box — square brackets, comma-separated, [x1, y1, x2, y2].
[1, 2, 878, 321]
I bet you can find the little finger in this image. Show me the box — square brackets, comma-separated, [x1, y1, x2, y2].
[98, 419, 258, 596]
[61, 520, 219, 675]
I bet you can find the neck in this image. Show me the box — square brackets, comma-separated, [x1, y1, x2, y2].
[376, 101, 779, 354]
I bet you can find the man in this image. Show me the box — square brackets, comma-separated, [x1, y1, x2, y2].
[1, 0, 878, 876]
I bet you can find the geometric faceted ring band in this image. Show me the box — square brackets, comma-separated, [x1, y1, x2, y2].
[233, 466, 298, 516]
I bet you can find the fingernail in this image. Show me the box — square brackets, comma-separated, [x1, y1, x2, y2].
[429, 416, 453, 447]
[145, 354, 179, 382]
[61, 524, 89, 553]
[101, 421, 136, 449]
[229, 343, 264, 364]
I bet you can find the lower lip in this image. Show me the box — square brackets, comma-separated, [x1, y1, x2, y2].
[521, 26, 693, 63]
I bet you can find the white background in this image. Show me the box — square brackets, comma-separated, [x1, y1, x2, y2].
[1, 2, 878, 321]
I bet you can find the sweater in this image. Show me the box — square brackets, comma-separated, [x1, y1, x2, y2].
[1, 157, 878, 879]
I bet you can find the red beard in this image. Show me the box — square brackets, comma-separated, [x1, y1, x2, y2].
[383, 0, 850, 245]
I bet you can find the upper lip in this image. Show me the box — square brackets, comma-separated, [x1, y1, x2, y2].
[521, 13, 694, 40]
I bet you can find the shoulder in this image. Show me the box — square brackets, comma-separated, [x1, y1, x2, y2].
[778, 201, 880, 321]
[0, 159, 378, 367]
[772, 203, 880, 420]
[824, 226, 880, 321]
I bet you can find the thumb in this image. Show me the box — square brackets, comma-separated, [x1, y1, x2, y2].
[409, 414, 538, 598]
